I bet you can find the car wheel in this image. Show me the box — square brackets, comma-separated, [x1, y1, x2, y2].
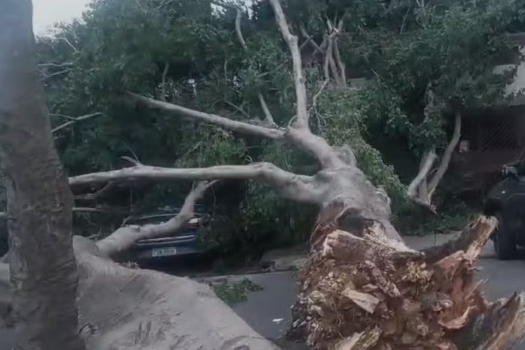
[493, 213, 516, 260]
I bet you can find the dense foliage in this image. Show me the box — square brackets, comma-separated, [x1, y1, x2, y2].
[25, 0, 525, 256]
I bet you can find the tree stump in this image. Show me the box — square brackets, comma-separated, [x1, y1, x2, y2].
[289, 213, 525, 350]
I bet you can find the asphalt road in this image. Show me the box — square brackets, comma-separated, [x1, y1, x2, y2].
[232, 234, 525, 349]
[2, 234, 525, 350]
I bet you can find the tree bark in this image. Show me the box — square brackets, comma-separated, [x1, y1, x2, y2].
[0, 1, 85, 350]
[427, 112, 462, 201]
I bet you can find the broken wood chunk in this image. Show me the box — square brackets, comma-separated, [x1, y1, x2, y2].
[341, 287, 380, 313]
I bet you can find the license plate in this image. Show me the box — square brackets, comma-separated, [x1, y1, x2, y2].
[151, 247, 177, 257]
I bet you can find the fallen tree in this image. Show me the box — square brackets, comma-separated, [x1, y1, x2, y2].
[1, 0, 524, 350]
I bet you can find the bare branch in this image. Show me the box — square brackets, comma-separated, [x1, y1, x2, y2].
[311, 33, 332, 112]
[74, 182, 115, 201]
[41, 69, 71, 81]
[59, 37, 78, 53]
[233, 5, 248, 51]
[38, 62, 74, 68]
[257, 92, 277, 127]
[51, 112, 103, 134]
[176, 141, 203, 164]
[0, 261, 9, 307]
[96, 181, 216, 257]
[160, 62, 170, 102]
[312, 80, 329, 110]
[269, 0, 309, 129]
[224, 99, 251, 119]
[407, 148, 437, 198]
[328, 42, 344, 87]
[121, 155, 143, 166]
[50, 113, 77, 121]
[333, 39, 347, 87]
[69, 162, 321, 204]
[130, 93, 284, 140]
[427, 112, 462, 199]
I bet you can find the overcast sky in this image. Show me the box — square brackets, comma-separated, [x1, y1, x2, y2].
[33, 0, 92, 34]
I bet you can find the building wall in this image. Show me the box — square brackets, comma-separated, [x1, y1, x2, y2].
[495, 47, 525, 106]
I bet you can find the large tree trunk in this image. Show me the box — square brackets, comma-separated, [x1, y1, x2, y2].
[0, 1, 85, 350]
[72, 237, 281, 350]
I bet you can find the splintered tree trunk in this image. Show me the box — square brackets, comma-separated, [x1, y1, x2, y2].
[288, 202, 525, 350]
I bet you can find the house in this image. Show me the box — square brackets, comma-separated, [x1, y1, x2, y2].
[451, 33, 525, 194]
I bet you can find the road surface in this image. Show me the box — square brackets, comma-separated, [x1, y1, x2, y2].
[231, 234, 525, 349]
[2, 234, 525, 349]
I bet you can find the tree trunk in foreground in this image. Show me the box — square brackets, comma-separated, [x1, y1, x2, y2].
[0, 1, 85, 349]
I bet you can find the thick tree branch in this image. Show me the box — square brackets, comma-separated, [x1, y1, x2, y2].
[160, 62, 169, 102]
[130, 93, 284, 140]
[286, 127, 345, 169]
[427, 112, 462, 199]
[333, 39, 347, 88]
[269, 0, 309, 129]
[51, 112, 103, 133]
[69, 162, 321, 204]
[407, 149, 437, 198]
[328, 41, 344, 87]
[257, 92, 277, 127]
[232, 4, 248, 51]
[96, 181, 216, 257]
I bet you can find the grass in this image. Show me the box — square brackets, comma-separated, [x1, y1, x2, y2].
[212, 278, 263, 306]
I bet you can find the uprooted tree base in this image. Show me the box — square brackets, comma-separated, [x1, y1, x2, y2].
[288, 213, 525, 350]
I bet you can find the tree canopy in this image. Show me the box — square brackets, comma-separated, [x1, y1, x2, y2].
[27, 0, 525, 251]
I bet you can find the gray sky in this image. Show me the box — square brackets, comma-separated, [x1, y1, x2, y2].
[33, 0, 92, 34]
